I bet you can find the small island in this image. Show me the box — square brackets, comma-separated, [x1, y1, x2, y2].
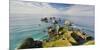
[17, 17, 94, 49]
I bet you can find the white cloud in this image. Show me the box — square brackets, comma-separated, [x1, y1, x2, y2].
[62, 5, 94, 17]
[10, 1, 94, 17]
[10, 1, 60, 15]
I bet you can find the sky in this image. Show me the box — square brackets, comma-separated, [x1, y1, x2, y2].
[10, 0, 95, 17]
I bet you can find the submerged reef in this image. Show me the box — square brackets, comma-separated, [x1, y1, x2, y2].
[18, 17, 94, 49]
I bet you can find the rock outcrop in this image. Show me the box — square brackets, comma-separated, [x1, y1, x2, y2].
[18, 17, 94, 49]
[18, 38, 43, 49]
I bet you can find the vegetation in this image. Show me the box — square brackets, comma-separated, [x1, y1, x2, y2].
[18, 17, 94, 49]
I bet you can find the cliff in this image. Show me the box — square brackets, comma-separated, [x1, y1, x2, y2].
[17, 17, 94, 49]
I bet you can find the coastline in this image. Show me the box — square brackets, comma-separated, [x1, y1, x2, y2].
[17, 17, 94, 49]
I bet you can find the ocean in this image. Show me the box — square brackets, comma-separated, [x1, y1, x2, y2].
[9, 14, 94, 50]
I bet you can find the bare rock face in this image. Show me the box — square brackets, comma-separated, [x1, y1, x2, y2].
[18, 38, 43, 49]
[71, 32, 85, 44]
[18, 17, 94, 49]
[33, 41, 43, 48]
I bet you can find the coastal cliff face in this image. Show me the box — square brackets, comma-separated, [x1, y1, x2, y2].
[43, 25, 94, 47]
[18, 38, 43, 49]
[18, 17, 94, 49]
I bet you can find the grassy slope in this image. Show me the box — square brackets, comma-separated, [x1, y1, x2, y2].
[42, 26, 94, 47]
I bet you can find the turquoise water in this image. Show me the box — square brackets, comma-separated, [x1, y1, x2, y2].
[9, 15, 94, 50]
[10, 15, 49, 50]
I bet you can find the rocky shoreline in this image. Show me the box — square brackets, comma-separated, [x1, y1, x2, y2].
[17, 17, 94, 49]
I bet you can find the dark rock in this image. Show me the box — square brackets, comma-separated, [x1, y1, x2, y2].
[54, 20, 58, 24]
[86, 36, 94, 41]
[82, 32, 86, 35]
[62, 38, 65, 40]
[48, 26, 52, 30]
[18, 38, 43, 49]
[33, 41, 43, 48]
[50, 17, 53, 20]
[60, 32, 64, 35]
[41, 17, 48, 23]
[58, 27, 63, 31]
[71, 32, 85, 44]
[18, 38, 34, 49]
